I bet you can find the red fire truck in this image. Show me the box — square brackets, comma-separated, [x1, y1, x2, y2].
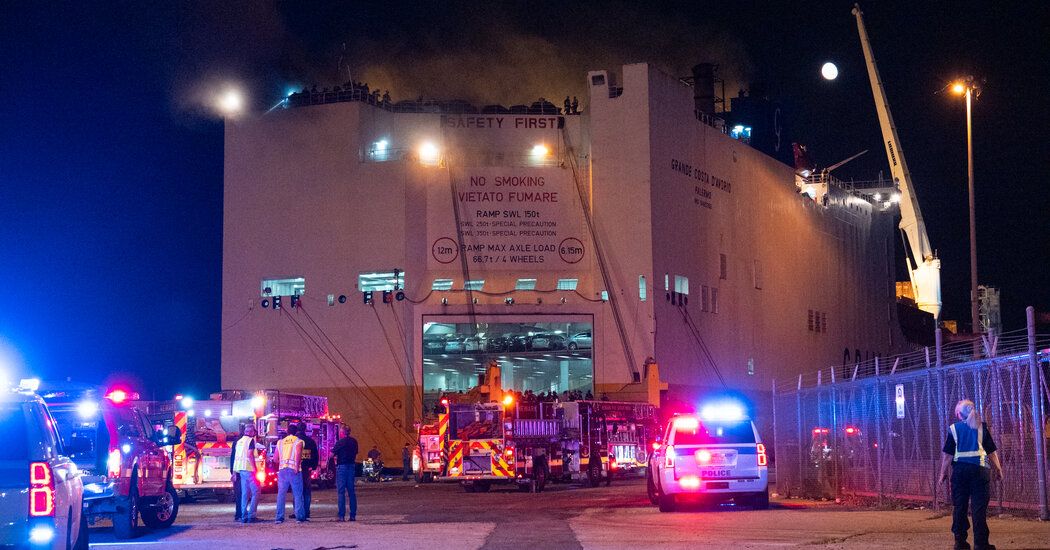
[414, 365, 659, 492]
[214, 390, 341, 491]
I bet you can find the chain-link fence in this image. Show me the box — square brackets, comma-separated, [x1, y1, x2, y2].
[773, 318, 1050, 516]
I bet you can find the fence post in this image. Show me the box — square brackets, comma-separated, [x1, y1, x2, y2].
[830, 367, 840, 501]
[875, 356, 883, 505]
[1026, 307, 1049, 520]
[797, 374, 804, 499]
[927, 369, 938, 510]
[772, 379, 778, 496]
[935, 327, 943, 369]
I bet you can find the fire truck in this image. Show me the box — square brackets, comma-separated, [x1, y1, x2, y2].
[213, 390, 342, 491]
[135, 396, 251, 500]
[148, 390, 341, 497]
[414, 364, 659, 492]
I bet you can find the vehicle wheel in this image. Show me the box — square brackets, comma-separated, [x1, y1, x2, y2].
[462, 482, 476, 493]
[473, 482, 491, 493]
[534, 462, 548, 493]
[646, 472, 660, 505]
[605, 464, 613, 486]
[73, 507, 89, 550]
[587, 460, 602, 488]
[568, 342, 578, 350]
[658, 493, 677, 513]
[140, 482, 179, 529]
[113, 475, 139, 539]
[749, 490, 770, 510]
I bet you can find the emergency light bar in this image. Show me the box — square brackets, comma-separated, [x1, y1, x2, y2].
[699, 402, 746, 422]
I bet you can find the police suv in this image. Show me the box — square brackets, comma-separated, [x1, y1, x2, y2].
[647, 403, 769, 512]
[0, 379, 87, 549]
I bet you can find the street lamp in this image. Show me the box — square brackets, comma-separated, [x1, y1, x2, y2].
[951, 76, 981, 338]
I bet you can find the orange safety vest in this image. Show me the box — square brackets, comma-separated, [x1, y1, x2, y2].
[278, 435, 304, 472]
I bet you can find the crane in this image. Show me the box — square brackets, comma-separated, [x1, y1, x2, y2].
[852, 4, 942, 320]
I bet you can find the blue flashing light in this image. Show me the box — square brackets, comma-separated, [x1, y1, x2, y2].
[700, 401, 746, 422]
[77, 400, 100, 419]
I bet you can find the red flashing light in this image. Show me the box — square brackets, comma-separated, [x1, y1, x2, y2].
[679, 475, 701, 490]
[107, 390, 128, 403]
[812, 427, 829, 435]
[29, 462, 55, 517]
[652, 442, 661, 451]
[440, 398, 449, 406]
[845, 426, 858, 435]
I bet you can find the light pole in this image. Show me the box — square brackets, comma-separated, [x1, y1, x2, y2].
[952, 77, 980, 339]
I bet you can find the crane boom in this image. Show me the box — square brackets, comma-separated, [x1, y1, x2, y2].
[852, 4, 942, 320]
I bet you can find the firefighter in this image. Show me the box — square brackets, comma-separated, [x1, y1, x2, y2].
[274, 423, 306, 524]
[939, 399, 1004, 550]
[299, 426, 319, 519]
[402, 443, 412, 481]
[231, 424, 260, 523]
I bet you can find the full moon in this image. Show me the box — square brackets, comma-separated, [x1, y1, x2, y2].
[821, 62, 839, 80]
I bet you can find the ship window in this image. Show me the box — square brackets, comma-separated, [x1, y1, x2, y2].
[664, 273, 669, 291]
[701, 286, 709, 312]
[753, 259, 763, 290]
[464, 280, 485, 291]
[719, 254, 727, 280]
[432, 279, 454, 291]
[674, 275, 689, 295]
[515, 278, 537, 290]
[261, 277, 305, 297]
[327, 294, 335, 306]
[808, 310, 814, 331]
[639, 276, 647, 302]
[711, 287, 719, 313]
[358, 271, 403, 292]
[591, 74, 606, 86]
[601, 290, 609, 301]
[557, 278, 578, 291]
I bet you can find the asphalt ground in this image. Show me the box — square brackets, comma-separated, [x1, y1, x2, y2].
[88, 477, 1050, 549]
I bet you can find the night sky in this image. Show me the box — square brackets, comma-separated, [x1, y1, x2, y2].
[2, 1, 1047, 397]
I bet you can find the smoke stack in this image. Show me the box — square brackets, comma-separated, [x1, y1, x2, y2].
[691, 63, 716, 117]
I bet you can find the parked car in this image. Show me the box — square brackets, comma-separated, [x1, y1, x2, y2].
[568, 332, 592, 350]
[423, 335, 447, 355]
[530, 333, 567, 351]
[463, 336, 486, 353]
[1, 379, 87, 550]
[485, 335, 513, 352]
[42, 383, 181, 539]
[509, 335, 531, 352]
[444, 337, 466, 354]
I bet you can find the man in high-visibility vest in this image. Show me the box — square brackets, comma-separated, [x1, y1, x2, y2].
[231, 423, 260, 523]
[939, 399, 1004, 550]
[274, 423, 306, 523]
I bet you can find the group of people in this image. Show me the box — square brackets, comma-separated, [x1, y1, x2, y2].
[513, 388, 598, 403]
[563, 96, 580, 114]
[292, 82, 391, 107]
[229, 423, 361, 524]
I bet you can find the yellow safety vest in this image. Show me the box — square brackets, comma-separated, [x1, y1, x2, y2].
[278, 435, 304, 472]
[232, 436, 256, 473]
